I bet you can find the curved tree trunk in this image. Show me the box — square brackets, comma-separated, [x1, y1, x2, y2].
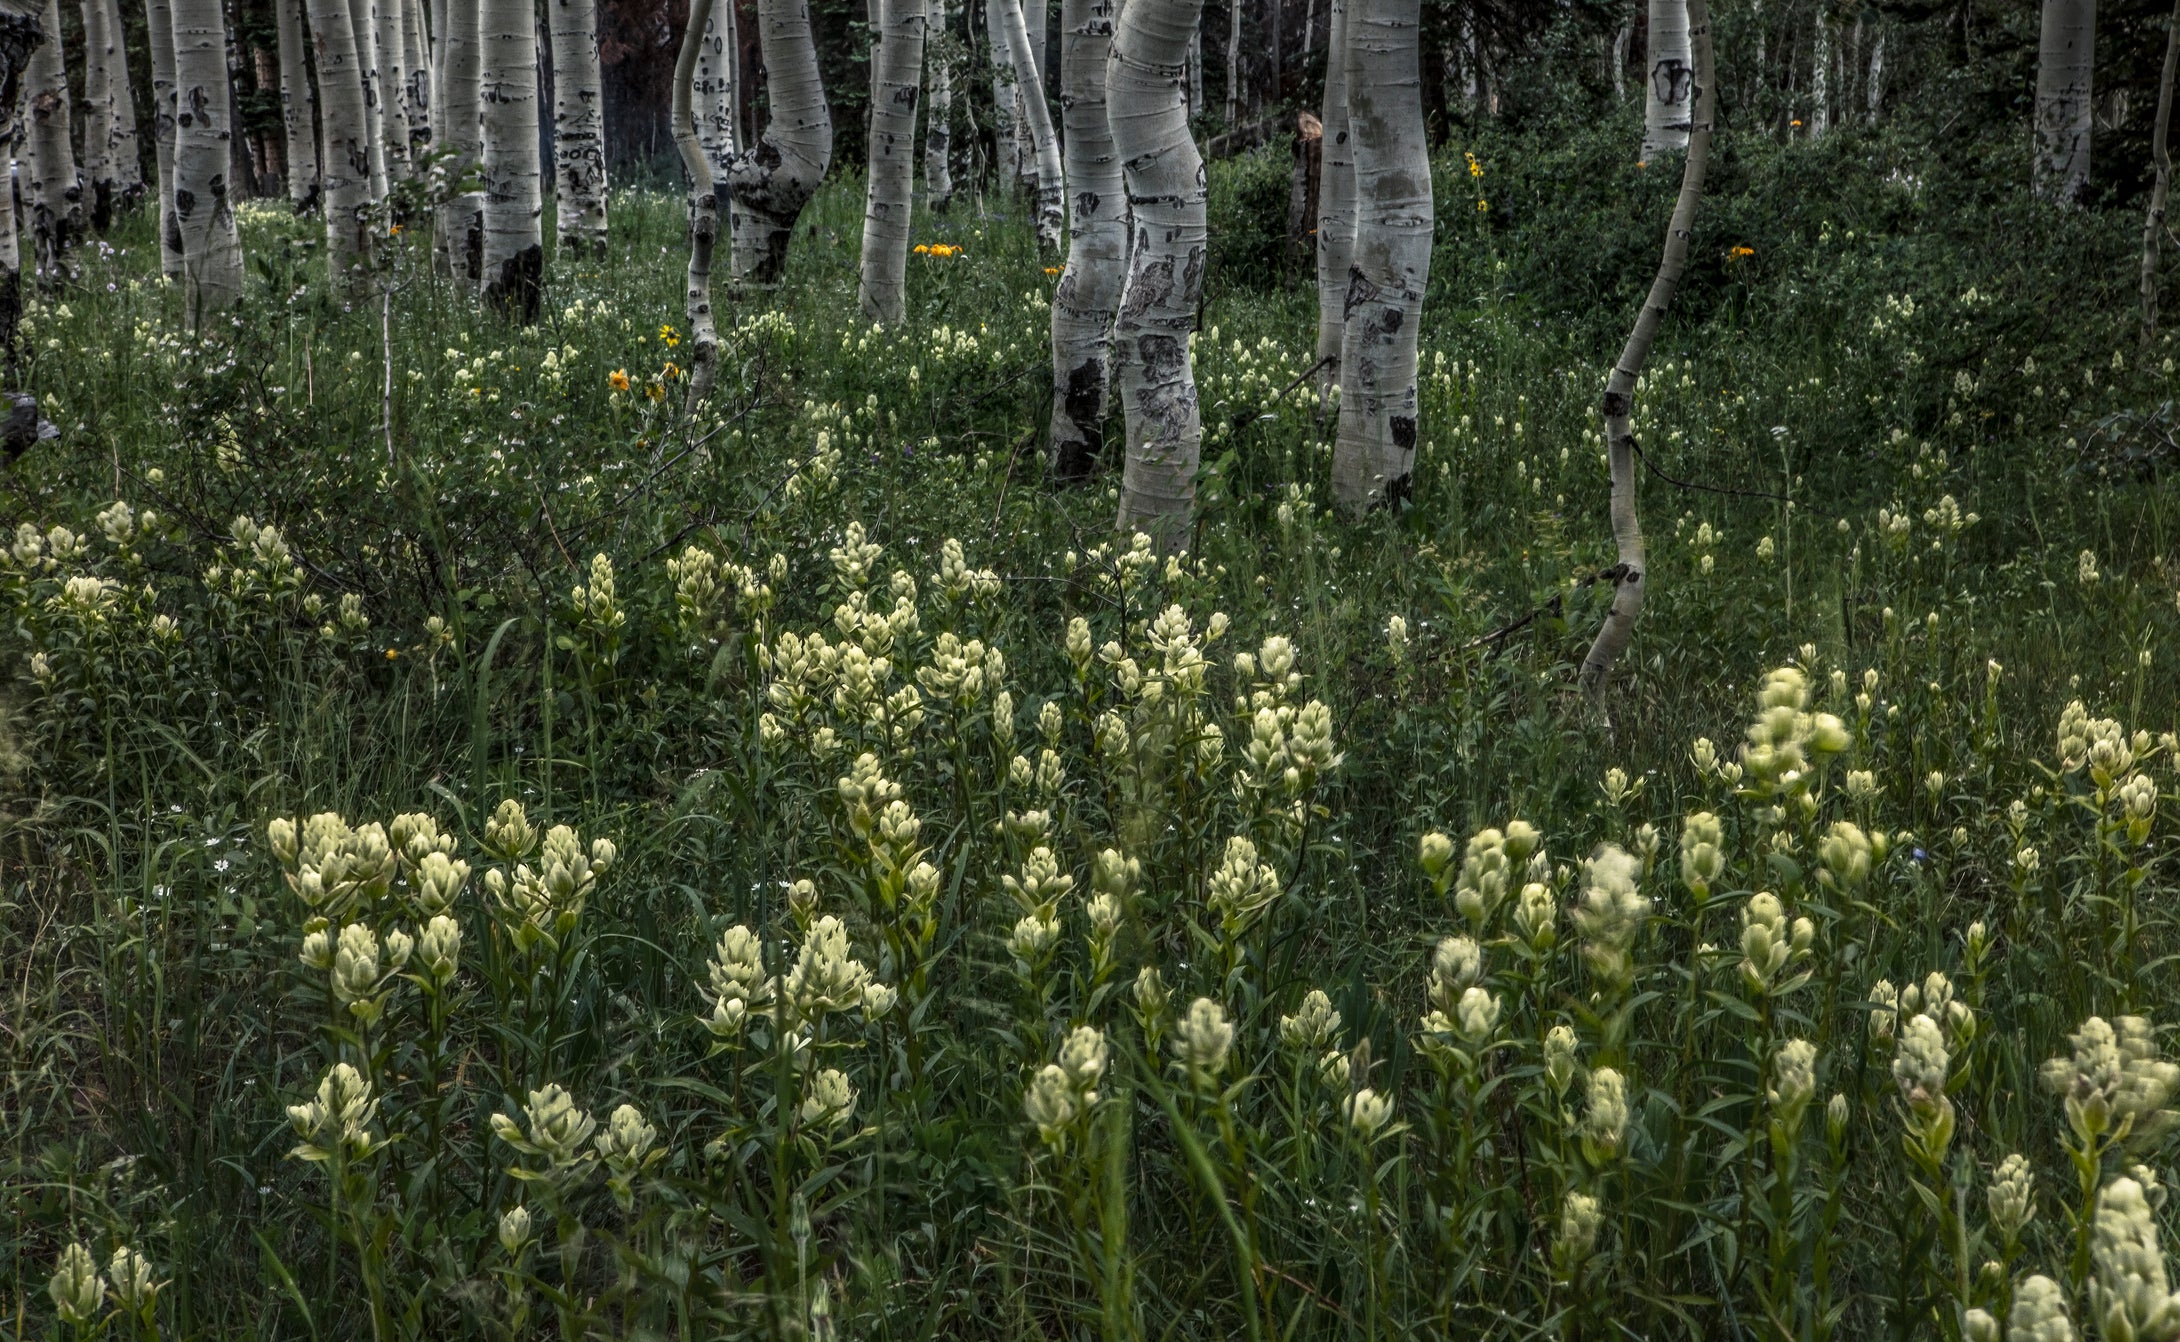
[995, 0, 1062, 249]
[173, 0, 244, 320]
[278, 0, 320, 212]
[675, 0, 721, 415]
[1330, 0, 1428, 513]
[1312, 0, 1351, 393]
[1640, 0, 1689, 159]
[858, 0, 925, 323]
[1049, 0, 1122, 477]
[480, 0, 542, 319]
[925, 1, 954, 211]
[435, 0, 483, 284]
[2143, 0, 2179, 348]
[306, 0, 375, 291]
[550, 0, 608, 256]
[2035, 0, 2094, 202]
[25, 0, 77, 281]
[1108, 0, 1207, 550]
[76, 0, 113, 228]
[1581, 0, 1714, 700]
[1012, 0, 1046, 189]
[149, 0, 181, 278]
[724, 0, 830, 289]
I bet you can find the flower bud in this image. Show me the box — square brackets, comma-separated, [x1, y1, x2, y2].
[1344, 1087, 1395, 1137]
[49, 1243, 103, 1325]
[498, 1205, 534, 1255]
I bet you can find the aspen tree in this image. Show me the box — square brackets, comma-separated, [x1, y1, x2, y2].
[172, 0, 245, 319]
[2035, 0, 2094, 202]
[435, 0, 483, 284]
[1313, 0, 1351, 394]
[674, 0, 722, 412]
[276, 0, 320, 212]
[75, 0, 113, 225]
[858, 0, 926, 323]
[2142, 0, 2179, 347]
[480, 0, 544, 319]
[24, 0, 77, 279]
[149, 0, 181, 279]
[350, 0, 387, 201]
[1582, 0, 1714, 700]
[549, 0, 609, 257]
[925, 0, 955, 211]
[1641, 0, 1690, 158]
[1809, 4, 1830, 139]
[0, 5, 36, 345]
[1330, 0, 1429, 514]
[990, 7, 1019, 181]
[306, 0, 375, 291]
[103, 0, 141, 205]
[1011, 0, 1048, 190]
[402, 0, 428, 155]
[1223, 0, 1241, 126]
[696, 1, 737, 174]
[1049, 0, 1122, 478]
[377, 0, 414, 182]
[723, 0, 831, 289]
[1108, 0, 1207, 549]
[995, 0, 1062, 250]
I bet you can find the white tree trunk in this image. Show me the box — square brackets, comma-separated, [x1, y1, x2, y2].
[349, 0, 387, 201]
[480, 0, 542, 317]
[724, 0, 830, 288]
[925, 1, 955, 211]
[0, 18, 29, 340]
[1612, 19, 1629, 102]
[76, 0, 113, 223]
[1329, 0, 1427, 513]
[103, 0, 140, 202]
[1011, 0, 1047, 188]
[373, 0, 412, 182]
[403, 0, 430, 155]
[1641, 0, 1690, 159]
[1049, 0, 1122, 476]
[675, 0, 722, 412]
[2143, 0, 2179, 347]
[172, 0, 245, 320]
[1313, 0, 1351, 391]
[434, 0, 483, 284]
[990, 7, 1019, 181]
[277, 0, 320, 211]
[1809, 5, 1829, 139]
[1223, 0, 1241, 126]
[149, 0, 182, 278]
[858, 0, 926, 323]
[996, 0, 1062, 248]
[1582, 0, 1714, 699]
[1187, 11, 1202, 119]
[306, 0, 375, 290]
[2035, 0, 2094, 202]
[25, 0, 78, 279]
[549, 0, 608, 255]
[697, 1, 737, 173]
[1108, 0, 1206, 549]
[1865, 27, 1884, 117]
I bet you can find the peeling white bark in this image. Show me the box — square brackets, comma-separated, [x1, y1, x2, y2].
[697, 1, 738, 174]
[1108, 0, 1207, 549]
[373, 0, 413, 183]
[1329, 0, 1428, 513]
[724, 0, 831, 289]
[1049, 0, 1122, 476]
[2035, 0, 2094, 202]
[1641, 0, 1690, 158]
[859, 0, 926, 323]
[925, 1, 955, 211]
[481, 0, 543, 318]
[349, 0, 387, 201]
[173, 0, 245, 319]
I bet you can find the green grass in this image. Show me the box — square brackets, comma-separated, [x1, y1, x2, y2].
[3, 102, 2180, 1340]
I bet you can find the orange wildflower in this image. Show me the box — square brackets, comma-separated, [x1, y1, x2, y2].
[608, 368, 631, 391]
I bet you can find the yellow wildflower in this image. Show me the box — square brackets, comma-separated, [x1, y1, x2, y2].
[608, 369, 630, 392]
